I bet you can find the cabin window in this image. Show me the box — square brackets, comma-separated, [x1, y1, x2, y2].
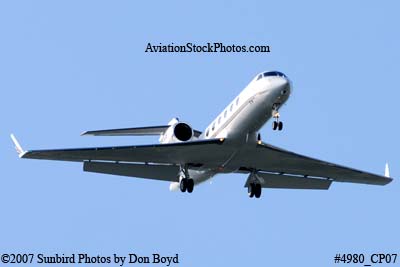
[236, 97, 239, 105]
[218, 116, 221, 124]
[230, 104, 233, 112]
[224, 110, 227, 118]
[212, 122, 215, 131]
[206, 129, 209, 137]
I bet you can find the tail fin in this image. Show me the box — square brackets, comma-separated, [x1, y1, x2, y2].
[385, 163, 390, 178]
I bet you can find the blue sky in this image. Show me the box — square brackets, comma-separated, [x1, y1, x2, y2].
[1, 1, 399, 266]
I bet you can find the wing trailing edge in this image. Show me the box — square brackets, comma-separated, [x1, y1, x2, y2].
[244, 172, 332, 190]
[84, 161, 179, 182]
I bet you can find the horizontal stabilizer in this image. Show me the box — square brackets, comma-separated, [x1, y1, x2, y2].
[81, 125, 202, 137]
[81, 125, 170, 136]
[245, 172, 332, 190]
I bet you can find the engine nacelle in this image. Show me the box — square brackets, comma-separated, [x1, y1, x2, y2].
[173, 122, 193, 142]
[159, 119, 195, 143]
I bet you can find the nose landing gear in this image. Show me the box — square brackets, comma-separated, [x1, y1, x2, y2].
[272, 120, 283, 131]
[272, 104, 283, 131]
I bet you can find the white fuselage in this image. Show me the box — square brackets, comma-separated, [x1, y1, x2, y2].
[202, 72, 291, 141]
[170, 72, 291, 190]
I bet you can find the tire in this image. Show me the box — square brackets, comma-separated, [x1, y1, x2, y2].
[255, 184, 262, 198]
[272, 121, 278, 130]
[278, 121, 283, 131]
[187, 179, 194, 193]
[248, 183, 255, 198]
[180, 178, 187, 192]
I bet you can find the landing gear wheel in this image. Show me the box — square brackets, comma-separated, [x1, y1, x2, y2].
[180, 178, 187, 192]
[187, 179, 194, 193]
[248, 183, 255, 198]
[272, 121, 278, 130]
[254, 184, 262, 198]
[278, 121, 283, 131]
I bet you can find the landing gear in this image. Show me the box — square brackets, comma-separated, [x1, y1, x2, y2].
[180, 178, 187, 192]
[248, 183, 255, 198]
[248, 182, 262, 198]
[272, 104, 283, 131]
[272, 120, 283, 131]
[179, 178, 194, 193]
[178, 165, 194, 193]
[247, 171, 262, 199]
[187, 178, 194, 193]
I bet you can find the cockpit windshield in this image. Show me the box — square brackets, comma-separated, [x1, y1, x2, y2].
[257, 71, 287, 80]
[263, 71, 286, 78]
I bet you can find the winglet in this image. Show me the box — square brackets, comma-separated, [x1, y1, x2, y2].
[385, 163, 390, 178]
[10, 134, 26, 157]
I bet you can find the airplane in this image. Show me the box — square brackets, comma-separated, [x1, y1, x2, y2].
[11, 71, 392, 198]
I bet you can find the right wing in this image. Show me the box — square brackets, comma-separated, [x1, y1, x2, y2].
[234, 142, 392, 187]
[244, 172, 332, 190]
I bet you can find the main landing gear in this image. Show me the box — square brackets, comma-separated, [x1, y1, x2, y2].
[179, 165, 194, 193]
[272, 103, 283, 131]
[247, 171, 262, 198]
[248, 183, 262, 198]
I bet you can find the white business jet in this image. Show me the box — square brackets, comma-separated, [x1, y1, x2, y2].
[11, 71, 392, 198]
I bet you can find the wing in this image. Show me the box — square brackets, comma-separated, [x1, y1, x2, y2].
[244, 172, 332, 190]
[18, 138, 227, 166]
[13, 135, 224, 182]
[235, 142, 392, 187]
[81, 126, 202, 137]
[83, 161, 180, 182]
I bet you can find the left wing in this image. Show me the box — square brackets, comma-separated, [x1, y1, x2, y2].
[11, 135, 227, 166]
[234, 142, 392, 186]
[83, 161, 180, 182]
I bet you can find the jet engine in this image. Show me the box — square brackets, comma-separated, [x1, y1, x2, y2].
[173, 122, 193, 141]
[159, 118, 196, 143]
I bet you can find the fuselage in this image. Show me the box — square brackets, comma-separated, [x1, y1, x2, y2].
[202, 71, 291, 142]
[170, 71, 292, 190]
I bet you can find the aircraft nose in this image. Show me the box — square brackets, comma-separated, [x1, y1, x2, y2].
[275, 77, 291, 96]
[282, 78, 291, 95]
